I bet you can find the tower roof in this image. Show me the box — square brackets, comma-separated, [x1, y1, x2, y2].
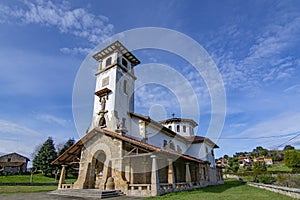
[159, 118, 198, 127]
[93, 41, 141, 67]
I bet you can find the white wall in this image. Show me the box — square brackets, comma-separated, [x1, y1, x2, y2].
[185, 142, 216, 166]
[161, 122, 194, 137]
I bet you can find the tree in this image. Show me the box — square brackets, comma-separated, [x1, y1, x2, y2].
[57, 138, 75, 156]
[227, 157, 239, 173]
[283, 145, 295, 151]
[269, 150, 284, 162]
[253, 161, 267, 175]
[284, 150, 300, 173]
[252, 146, 268, 157]
[33, 137, 58, 176]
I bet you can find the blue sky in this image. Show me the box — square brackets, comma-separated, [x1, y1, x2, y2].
[0, 0, 300, 161]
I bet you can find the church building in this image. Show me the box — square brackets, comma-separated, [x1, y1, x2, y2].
[52, 41, 223, 197]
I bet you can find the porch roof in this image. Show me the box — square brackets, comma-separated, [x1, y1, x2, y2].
[52, 128, 209, 165]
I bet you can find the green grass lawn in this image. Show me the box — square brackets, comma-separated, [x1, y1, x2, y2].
[0, 174, 77, 194]
[147, 179, 294, 200]
[0, 174, 77, 183]
[0, 185, 57, 194]
[267, 163, 292, 173]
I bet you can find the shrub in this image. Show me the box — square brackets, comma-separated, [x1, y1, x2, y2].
[277, 174, 300, 188]
[257, 175, 277, 184]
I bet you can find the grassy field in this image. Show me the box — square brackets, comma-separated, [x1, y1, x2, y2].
[147, 179, 294, 200]
[0, 174, 76, 194]
[0, 174, 76, 183]
[267, 163, 292, 173]
[0, 185, 57, 194]
[0, 176, 295, 199]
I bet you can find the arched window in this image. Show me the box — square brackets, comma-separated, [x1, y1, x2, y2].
[176, 125, 180, 132]
[99, 117, 106, 127]
[105, 57, 112, 67]
[122, 57, 128, 68]
[163, 140, 168, 148]
[169, 141, 175, 150]
[123, 80, 127, 94]
[168, 126, 172, 130]
[203, 167, 206, 180]
[183, 125, 186, 133]
[177, 145, 182, 154]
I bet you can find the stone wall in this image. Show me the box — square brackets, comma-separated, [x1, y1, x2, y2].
[247, 182, 300, 199]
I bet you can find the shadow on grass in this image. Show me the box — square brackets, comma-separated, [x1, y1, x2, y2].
[199, 179, 245, 193]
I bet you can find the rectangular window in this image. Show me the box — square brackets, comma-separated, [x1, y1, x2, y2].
[122, 57, 128, 68]
[183, 125, 186, 132]
[102, 77, 109, 87]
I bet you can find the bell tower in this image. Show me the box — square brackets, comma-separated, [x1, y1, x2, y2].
[87, 41, 140, 134]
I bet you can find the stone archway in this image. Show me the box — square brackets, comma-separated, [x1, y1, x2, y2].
[92, 150, 107, 189]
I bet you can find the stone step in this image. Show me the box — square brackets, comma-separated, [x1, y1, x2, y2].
[49, 189, 124, 199]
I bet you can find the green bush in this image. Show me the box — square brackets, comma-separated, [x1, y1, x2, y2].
[257, 175, 277, 184]
[277, 174, 300, 188]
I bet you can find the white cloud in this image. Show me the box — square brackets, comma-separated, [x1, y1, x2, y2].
[0, 0, 114, 53]
[0, 119, 44, 158]
[0, 119, 42, 137]
[60, 47, 92, 55]
[229, 123, 247, 128]
[206, 10, 300, 91]
[36, 114, 69, 126]
[134, 63, 203, 121]
[284, 84, 300, 94]
[237, 112, 300, 149]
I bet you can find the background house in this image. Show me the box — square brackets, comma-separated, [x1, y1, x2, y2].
[253, 156, 273, 165]
[0, 152, 30, 174]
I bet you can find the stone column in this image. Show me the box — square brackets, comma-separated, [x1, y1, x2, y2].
[185, 162, 192, 187]
[124, 158, 131, 182]
[151, 155, 160, 196]
[167, 159, 175, 187]
[198, 163, 202, 183]
[58, 165, 67, 189]
[130, 160, 134, 184]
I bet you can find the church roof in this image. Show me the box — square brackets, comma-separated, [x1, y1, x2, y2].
[93, 41, 141, 67]
[159, 118, 198, 127]
[184, 136, 219, 148]
[130, 112, 218, 148]
[129, 113, 188, 142]
[52, 127, 208, 165]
